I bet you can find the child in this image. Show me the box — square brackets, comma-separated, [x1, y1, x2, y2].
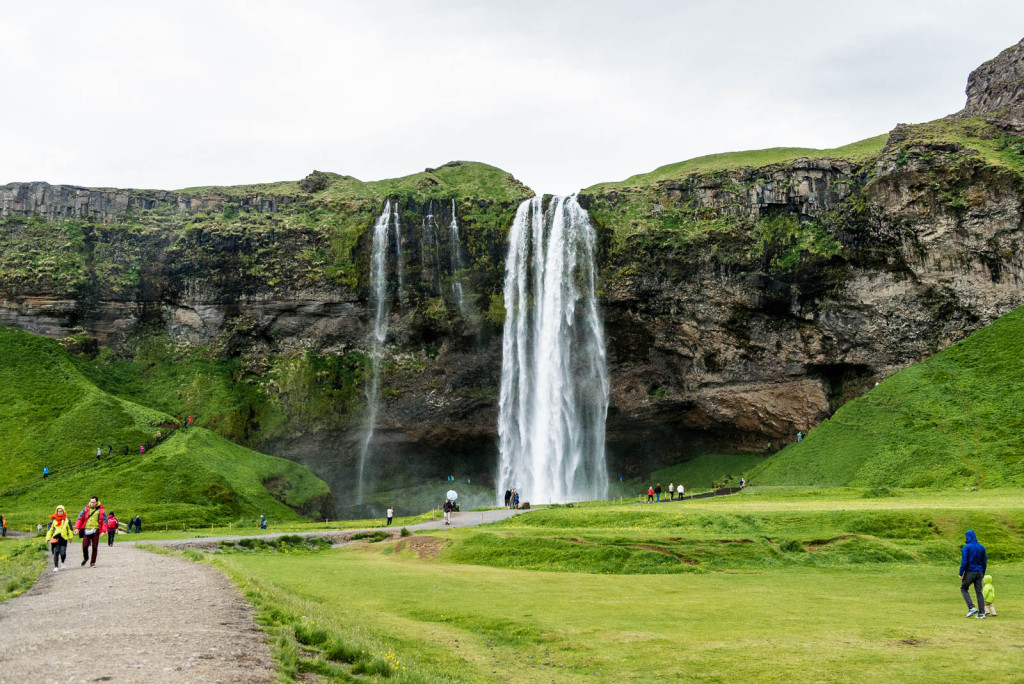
[983, 575, 997, 616]
[46, 505, 72, 571]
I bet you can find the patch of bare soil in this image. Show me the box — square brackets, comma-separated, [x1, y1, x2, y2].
[394, 536, 446, 558]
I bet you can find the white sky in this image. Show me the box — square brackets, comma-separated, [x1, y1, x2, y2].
[2, 1, 1022, 194]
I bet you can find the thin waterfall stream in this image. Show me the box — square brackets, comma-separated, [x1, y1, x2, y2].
[497, 195, 609, 504]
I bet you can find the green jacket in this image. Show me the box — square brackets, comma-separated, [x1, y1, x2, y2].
[983, 575, 995, 602]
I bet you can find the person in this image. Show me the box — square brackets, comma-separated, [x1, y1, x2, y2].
[959, 530, 987, 618]
[654, 483, 662, 502]
[37, 523, 43, 534]
[740, 477, 747, 489]
[260, 514, 268, 530]
[74, 496, 107, 568]
[106, 512, 119, 547]
[797, 431, 803, 443]
[187, 415, 194, 428]
[107, 445, 112, 457]
[504, 489, 512, 509]
[140, 445, 145, 455]
[45, 505, 72, 572]
[43, 466, 49, 479]
[669, 483, 675, 500]
[513, 491, 519, 509]
[982, 574, 997, 616]
[155, 430, 162, 442]
[443, 498, 453, 525]
[97, 447, 102, 460]
[678, 484, 685, 498]
[386, 506, 394, 526]
[133, 515, 142, 534]
[647, 486, 654, 503]
[1, 513, 6, 537]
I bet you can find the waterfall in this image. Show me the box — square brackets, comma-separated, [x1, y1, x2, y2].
[448, 199, 470, 316]
[356, 200, 399, 504]
[497, 195, 609, 505]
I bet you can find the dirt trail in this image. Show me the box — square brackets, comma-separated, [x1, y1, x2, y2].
[0, 543, 273, 684]
[0, 507, 534, 682]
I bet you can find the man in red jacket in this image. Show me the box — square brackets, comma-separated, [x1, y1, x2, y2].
[74, 497, 107, 567]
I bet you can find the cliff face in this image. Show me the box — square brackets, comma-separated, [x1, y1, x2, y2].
[2, 43, 1024, 508]
[961, 37, 1024, 132]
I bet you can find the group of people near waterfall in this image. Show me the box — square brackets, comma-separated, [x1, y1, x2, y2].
[42, 498, 144, 571]
[646, 483, 684, 502]
[503, 488, 520, 509]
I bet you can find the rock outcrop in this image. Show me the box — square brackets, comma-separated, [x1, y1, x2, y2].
[961, 37, 1024, 132]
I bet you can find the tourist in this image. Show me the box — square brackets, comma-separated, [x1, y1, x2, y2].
[188, 415, 194, 428]
[107, 445, 112, 457]
[106, 512, 119, 546]
[74, 496, 107, 568]
[443, 498, 453, 525]
[386, 506, 394, 526]
[37, 523, 43, 534]
[647, 486, 654, 503]
[43, 466, 49, 479]
[678, 484, 685, 498]
[1, 513, 6, 537]
[260, 514, 268, 530]
[959, 530, 987, 618]
[654, 483, 662, 502]
[140, 445, 145, 455]
[513, 491, 520, 509]
[504, 489, 512, 509]
[45, 505, 72, 571]
[983, 575, 997, 616]
[96, 447, 102, 460]
[797, 431, 803, 443]
[669, 483, 674, 500]
[740, 477, 747, 489]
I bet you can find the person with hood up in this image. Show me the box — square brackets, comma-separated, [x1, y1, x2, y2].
[260, 514, 268, 530]
[983, 575, 997, 616]
[959, 529, 987, 618]
[74, 497, 107, 568]
[106, 512, 119, 547]
[46, 505, 72, 571]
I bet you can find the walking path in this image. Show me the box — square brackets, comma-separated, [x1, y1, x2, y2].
[0, 508, 532, 683]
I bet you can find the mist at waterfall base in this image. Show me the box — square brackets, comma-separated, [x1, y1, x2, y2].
[497, 196, 610, 505]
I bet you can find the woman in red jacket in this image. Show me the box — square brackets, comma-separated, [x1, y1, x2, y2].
[106, 512, 119, 547]
[74, 496, 107, 567]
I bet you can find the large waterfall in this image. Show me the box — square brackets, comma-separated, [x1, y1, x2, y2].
[357, 200, 398, 504]
[497, 195, 609, 504]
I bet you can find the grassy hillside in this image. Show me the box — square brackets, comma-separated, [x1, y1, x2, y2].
[0, 327, 330, 527]
[588, 134, 888, 191]
[752, 305, 1024, 488]
[650, 452, 765, 491]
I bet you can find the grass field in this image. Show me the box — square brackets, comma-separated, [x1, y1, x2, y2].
[164, 487, 1024, 682]
[0, 538, 47, 603]
[753, 305, 1024, 488]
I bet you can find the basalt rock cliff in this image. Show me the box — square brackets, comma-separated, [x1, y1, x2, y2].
[2, 41, 1023, 510]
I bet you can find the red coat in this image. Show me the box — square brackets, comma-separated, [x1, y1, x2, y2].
[106, 516, 119, 532]
[74, 504, 107, 534]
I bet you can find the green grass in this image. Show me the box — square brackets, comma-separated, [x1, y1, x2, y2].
[752, 305, 1024, 488]
[0, 537, 47, 602]
[0, 327, 330, 527]
[650, 452, 766, 491]
[169, 488, 1024, 682]
[588, 135, 888, 191]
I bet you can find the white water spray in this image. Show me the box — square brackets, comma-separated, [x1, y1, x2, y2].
[448, 199, 470, 317]
[497, 195, 609, 504]
[357, 200, 399, 504]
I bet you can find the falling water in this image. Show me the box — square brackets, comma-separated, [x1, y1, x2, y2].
[356, 200, 398, 504]
[497, 195, 609, 504]
[448, 199, 470, 316]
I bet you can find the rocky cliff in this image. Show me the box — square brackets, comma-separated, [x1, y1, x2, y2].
[2, 41, 1023, 509]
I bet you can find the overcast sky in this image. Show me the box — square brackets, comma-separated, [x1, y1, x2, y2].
[2, 1, 1022, 194]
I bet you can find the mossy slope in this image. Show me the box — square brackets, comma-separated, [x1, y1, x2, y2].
[0, 327, 329, 526]
[752, 306, 1024, 488]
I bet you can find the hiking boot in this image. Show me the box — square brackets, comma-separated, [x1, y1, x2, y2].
[975, 614, 986, 619]
[81, 560, 87, 567]
[966, 607, 978, 617]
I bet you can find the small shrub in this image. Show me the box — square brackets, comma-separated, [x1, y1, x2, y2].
[400, 527, 412, 537]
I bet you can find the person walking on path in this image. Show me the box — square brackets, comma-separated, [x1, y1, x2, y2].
[504, 489, 512, 509]
[260, 514, 268, 530]
[1, 513, 6, 537]
[959, 530, 987, 618]
[74, 497, 106, 568]
[386, 506, 394, 526]
[443, 498, 453, 525]
[654, 483, 662, 502]
[647, 486, 654, 503]
[96, 447, 102, 460]
[45, 505, 72, 571]
[669, 483, 675, 500]
[106, 513, 119, 547]
[43, 466, 49, 479]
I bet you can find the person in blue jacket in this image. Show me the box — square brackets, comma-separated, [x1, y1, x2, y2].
[959, 530, 987, 618]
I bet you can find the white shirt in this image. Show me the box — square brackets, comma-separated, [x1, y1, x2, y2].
[386, 508, 394, 518]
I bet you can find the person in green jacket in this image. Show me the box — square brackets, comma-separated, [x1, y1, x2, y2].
[983, 575, 997, 616]
[46, 505, 72, 571]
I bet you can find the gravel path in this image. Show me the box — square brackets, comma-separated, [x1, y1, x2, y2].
[0, 507, 534, 682]
[0, 543, 274, 684]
